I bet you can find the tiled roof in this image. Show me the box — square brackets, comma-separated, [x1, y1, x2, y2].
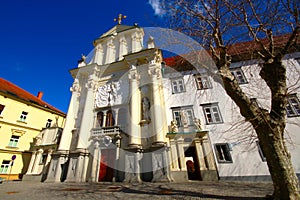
[0, 78, 65, 115]
[164, 33, 300, 69]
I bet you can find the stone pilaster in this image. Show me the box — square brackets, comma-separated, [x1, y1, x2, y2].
[90, 141, 100, 182]
[26, 151, 37, 174]
[148, 64, 166, 146]
[32, 149, 43, 174]
[128, 67, 141, 148]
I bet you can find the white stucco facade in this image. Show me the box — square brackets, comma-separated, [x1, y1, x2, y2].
[45, 23, 300, 183]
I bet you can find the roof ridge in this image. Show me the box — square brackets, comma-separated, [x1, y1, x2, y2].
[0, 77, 65, 115]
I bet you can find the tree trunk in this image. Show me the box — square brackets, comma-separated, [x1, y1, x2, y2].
[255, 120, 300, 200]
[217, 54, 299, 199]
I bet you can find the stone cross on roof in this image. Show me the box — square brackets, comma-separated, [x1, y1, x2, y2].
[114, 13, 127, 25]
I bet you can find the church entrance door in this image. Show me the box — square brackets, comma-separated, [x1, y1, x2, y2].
[98, 149, 116, 182]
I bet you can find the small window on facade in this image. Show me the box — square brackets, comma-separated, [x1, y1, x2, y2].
[46, 119, 52, 128]
[0, 160, 10, 173]
[172, 107, 194, 127]
[19, 111, 28, 122]
[231, 68, 247, 84]
[0, 104, 5, 115]
[202, 103, 223, 124]
[256, 141, 266, 162]
[195, 74, 212, 89]
[286, 94, 300, 117]
[97, 111, 104, 127]
[215, 143, 233, 163]
[171, 78, 185, 93]
[8, 135, 20, 147]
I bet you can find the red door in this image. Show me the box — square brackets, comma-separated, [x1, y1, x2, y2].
[98, 149, 116, 182]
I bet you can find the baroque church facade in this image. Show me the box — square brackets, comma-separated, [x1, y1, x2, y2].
[44, 22, 300, 183]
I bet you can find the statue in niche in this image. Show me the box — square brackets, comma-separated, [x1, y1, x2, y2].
[142, 97, 151, 121]
[170, 120, 178, 133]
[194, 118, 203, 130]
[180, 111, 188, 127]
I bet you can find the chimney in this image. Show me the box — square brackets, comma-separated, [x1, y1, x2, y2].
[37, 91, 43, 100]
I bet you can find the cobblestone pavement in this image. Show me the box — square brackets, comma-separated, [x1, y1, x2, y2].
[0, 181, 273, 200]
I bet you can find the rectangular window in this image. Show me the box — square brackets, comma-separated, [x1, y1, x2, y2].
[171, 78, 185, 93]
[19, 111, 28, 122]
[0, 104, 5, 115]
[8, 135, 20, 147]
[231, 68, 247, 84]
[46, 119, 52, 128]
[202, 103, 223, 124]
[215, 143, 233, 163]
[195, 74, 212, 89]
[286, 94, 300, 117]
[0, 160, 10, 173]
[256, 141, 266, 162]
[172, 107, 194, 127]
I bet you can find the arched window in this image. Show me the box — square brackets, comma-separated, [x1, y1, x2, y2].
[106, 110, 115, 127]
[97, 111, 104, 127]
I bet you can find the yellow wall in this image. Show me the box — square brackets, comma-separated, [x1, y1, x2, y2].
[0, 94, 65, 180]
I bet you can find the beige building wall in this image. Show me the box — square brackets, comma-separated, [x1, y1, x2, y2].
[0, 89, 65, 180]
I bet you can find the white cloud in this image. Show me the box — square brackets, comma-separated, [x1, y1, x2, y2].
[148, 0, 165, 17]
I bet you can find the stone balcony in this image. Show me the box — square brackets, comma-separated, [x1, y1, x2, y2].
[91, 126, 122, 138]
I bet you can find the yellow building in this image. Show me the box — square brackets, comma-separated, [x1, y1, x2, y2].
[0, 78, 66, 180]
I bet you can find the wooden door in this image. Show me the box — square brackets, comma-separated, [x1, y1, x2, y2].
[98, 149, 116, 182]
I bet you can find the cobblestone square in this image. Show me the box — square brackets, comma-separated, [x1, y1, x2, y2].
[0, 181, 273, 200]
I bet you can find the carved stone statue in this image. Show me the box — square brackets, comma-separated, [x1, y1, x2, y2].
[194, 118, 203, 130]
[142, 97, 151, 121]
[170, 120, 178, 133]
[180, 111, 188, 127]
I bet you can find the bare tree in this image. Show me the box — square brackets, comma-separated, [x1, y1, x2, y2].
[162, 0, 300, 199]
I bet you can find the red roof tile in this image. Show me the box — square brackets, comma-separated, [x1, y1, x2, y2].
[0, 78, 65, 115]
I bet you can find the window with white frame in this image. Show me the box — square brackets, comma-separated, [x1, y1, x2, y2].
[19, 111, 28, 122]
[286, 94, 300, 117]
[172, 107, 194, 127]
[256, 141, 266, 162]
[0, 160, 10, 173]
[214, 143, 232, 163]
[202, 103, 223, 124]
[231, 68, 247, 84]
[46, 119, 52, 128]
[194, 74, 212, 89]
[8, 135, 20, 147]
[0, 104, 5, 115]
[171, 78, 185, 93]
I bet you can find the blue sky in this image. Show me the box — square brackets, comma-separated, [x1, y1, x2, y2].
[0, 0, 164, 113]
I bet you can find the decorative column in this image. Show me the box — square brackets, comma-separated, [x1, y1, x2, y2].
[128, 66, 141, 148]
[194, 139, 207, 171]
[90, 141, 99, 182]
[32, 149, 43, 174]
[148, 64, 165, 146]
[26, 151, 37, 174]
[202, 137, 217, 170]
[77, 75, 97, 149]
[176, 137, 186, 170]
[58, 78, 81, 151]
[102, 110, 107, 127]
[169, 139, 179, 170]
[114, 108, 119, 126]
